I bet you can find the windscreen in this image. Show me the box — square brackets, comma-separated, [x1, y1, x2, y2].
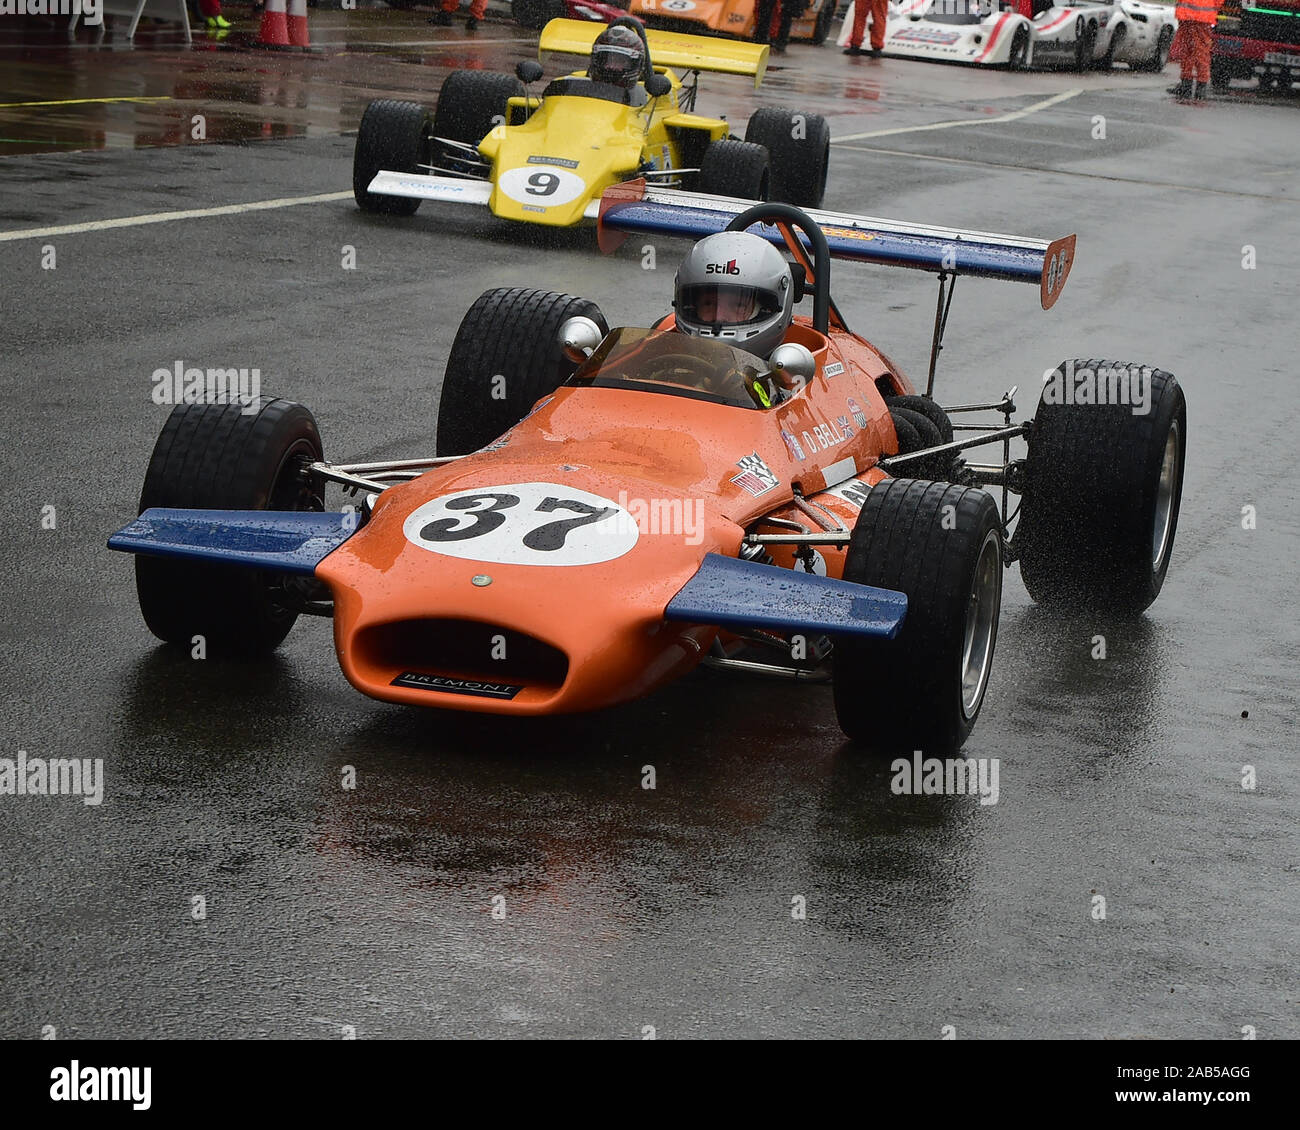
[925, 0, 1000, 22]
[567, 327, 776, 410]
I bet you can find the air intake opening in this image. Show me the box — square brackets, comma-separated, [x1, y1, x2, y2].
[355, 618, 569, 692]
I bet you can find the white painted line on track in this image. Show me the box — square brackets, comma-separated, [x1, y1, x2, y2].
[0, 191, 354, 243]
[832, 142, 1299, 203]
[832, 88, 1083, 143]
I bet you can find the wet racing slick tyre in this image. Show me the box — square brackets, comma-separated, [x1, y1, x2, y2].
[135, 397, 325, 656]
[744, 108, 830, 207]
[1136, 24, 1174, 71]
[810, 0, 835, 47]
[886, 393, 956, 479]
[1097, 23, 1124, 70]
[888, 407, 946, 480]
[353, 99, 433, 216]
[512, 0, 564, 28]
[437, 288, 608, 456]
[1073, 18, 1098, 71]
[1008, 24, 1030, 69]
[1015, 359, 1186, 615]
[432, 71, 523, 149]
[697, 139, 771, 202]
[833, 479, 1003, 756]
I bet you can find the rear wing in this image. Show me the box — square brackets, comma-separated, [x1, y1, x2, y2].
[596, 181, 1075, 310]
[538, 18, 770, 88]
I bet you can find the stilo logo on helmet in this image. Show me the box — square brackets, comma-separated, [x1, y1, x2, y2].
[705, 259, 741, 275]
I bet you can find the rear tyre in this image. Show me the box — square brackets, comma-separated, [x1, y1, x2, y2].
[1073, 18, 1097, 71]
[744, 107, 830, 207]
[353, 99, 432, 215]
[1211, 59, 1232, 92]
[1016, 359, 1186, 614]
[437, 288, 608, 456]
[697, 138, 771, 201]
[810, 0, 834, 45]
[432, 70, 523, 148]
[1008, 24, 1030, 69]
[833, 479, 1003, 756]
[1136, 24, 1173, 71]
[1098, 23, 1124, 69]
[135, 397, 325, 655]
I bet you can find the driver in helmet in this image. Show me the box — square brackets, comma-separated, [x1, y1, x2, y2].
[588, 25, 646, 90]
[673, 232, 801, 404]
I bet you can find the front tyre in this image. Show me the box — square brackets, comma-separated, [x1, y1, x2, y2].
[135, 397, 325, 655]
[437, 288, 608, 456]
[1016, 359, 1186, 614]
[696, 138, 771, 202]
[432, 70, 523, 147]
[353, 99, 432, 216]
[833, 479, 1003, 756]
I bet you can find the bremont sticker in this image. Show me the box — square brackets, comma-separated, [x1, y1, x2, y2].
[392, 672, 523, 699]
[823, 362, 845, 378]
[527, 155, 580, 168]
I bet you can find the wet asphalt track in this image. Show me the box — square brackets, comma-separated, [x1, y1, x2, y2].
[1, 14, 1298, 1039]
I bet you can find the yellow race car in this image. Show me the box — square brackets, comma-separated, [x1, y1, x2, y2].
[352, 17, 832, 228]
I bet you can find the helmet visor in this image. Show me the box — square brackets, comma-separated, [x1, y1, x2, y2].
[678, 284, 780, 328]
[591, 44, 642, 84]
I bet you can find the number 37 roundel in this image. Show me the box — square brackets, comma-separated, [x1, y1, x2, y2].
[402, 482, 639, 567]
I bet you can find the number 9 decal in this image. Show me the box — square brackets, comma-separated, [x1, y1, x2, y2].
[402, 482, 640, 566]
[498, 166, 588, 208]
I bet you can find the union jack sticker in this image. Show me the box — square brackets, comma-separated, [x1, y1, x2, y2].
[731, 452, 779, 497]
[781, 430, 806, 462]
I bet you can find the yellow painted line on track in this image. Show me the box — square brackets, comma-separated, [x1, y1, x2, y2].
[0, 191, 354, 243]
[0, 96, 174, 109]
[832, 88, 1083, 143]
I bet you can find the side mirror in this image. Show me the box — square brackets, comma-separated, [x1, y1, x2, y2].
[645, 73, 672, 98]
[516, 59, 544, 84]
[768, 342, 816, 391]
[559, 316, 604, 364]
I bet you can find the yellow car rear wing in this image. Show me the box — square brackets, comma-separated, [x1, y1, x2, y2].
[537, 18, 769, 89]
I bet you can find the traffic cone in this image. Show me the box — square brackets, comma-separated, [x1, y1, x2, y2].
[288, 0, 310, 50]
[256, 0, 292, 49]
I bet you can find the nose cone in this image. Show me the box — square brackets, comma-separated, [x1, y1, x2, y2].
[315, 472, 739, 713]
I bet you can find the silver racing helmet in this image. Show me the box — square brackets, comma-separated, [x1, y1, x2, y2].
[673, 232, 795, 359]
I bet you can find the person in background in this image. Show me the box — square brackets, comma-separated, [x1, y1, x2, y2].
[198, 0, 231, 29]
[843, 0, 889, 57]
[430, 0, 487, 31]
[1169, 0, 1224, 99]
[755, 0, 796, 52]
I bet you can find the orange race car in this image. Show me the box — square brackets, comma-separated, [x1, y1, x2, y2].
[630, 0, 838, 45]
[109, 191, 1186, 755]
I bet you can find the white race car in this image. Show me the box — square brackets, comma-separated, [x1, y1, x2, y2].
[837, 0, 1036, 67]
[839, 0, 1172, 70]
[1080, 0, 1178, 70]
